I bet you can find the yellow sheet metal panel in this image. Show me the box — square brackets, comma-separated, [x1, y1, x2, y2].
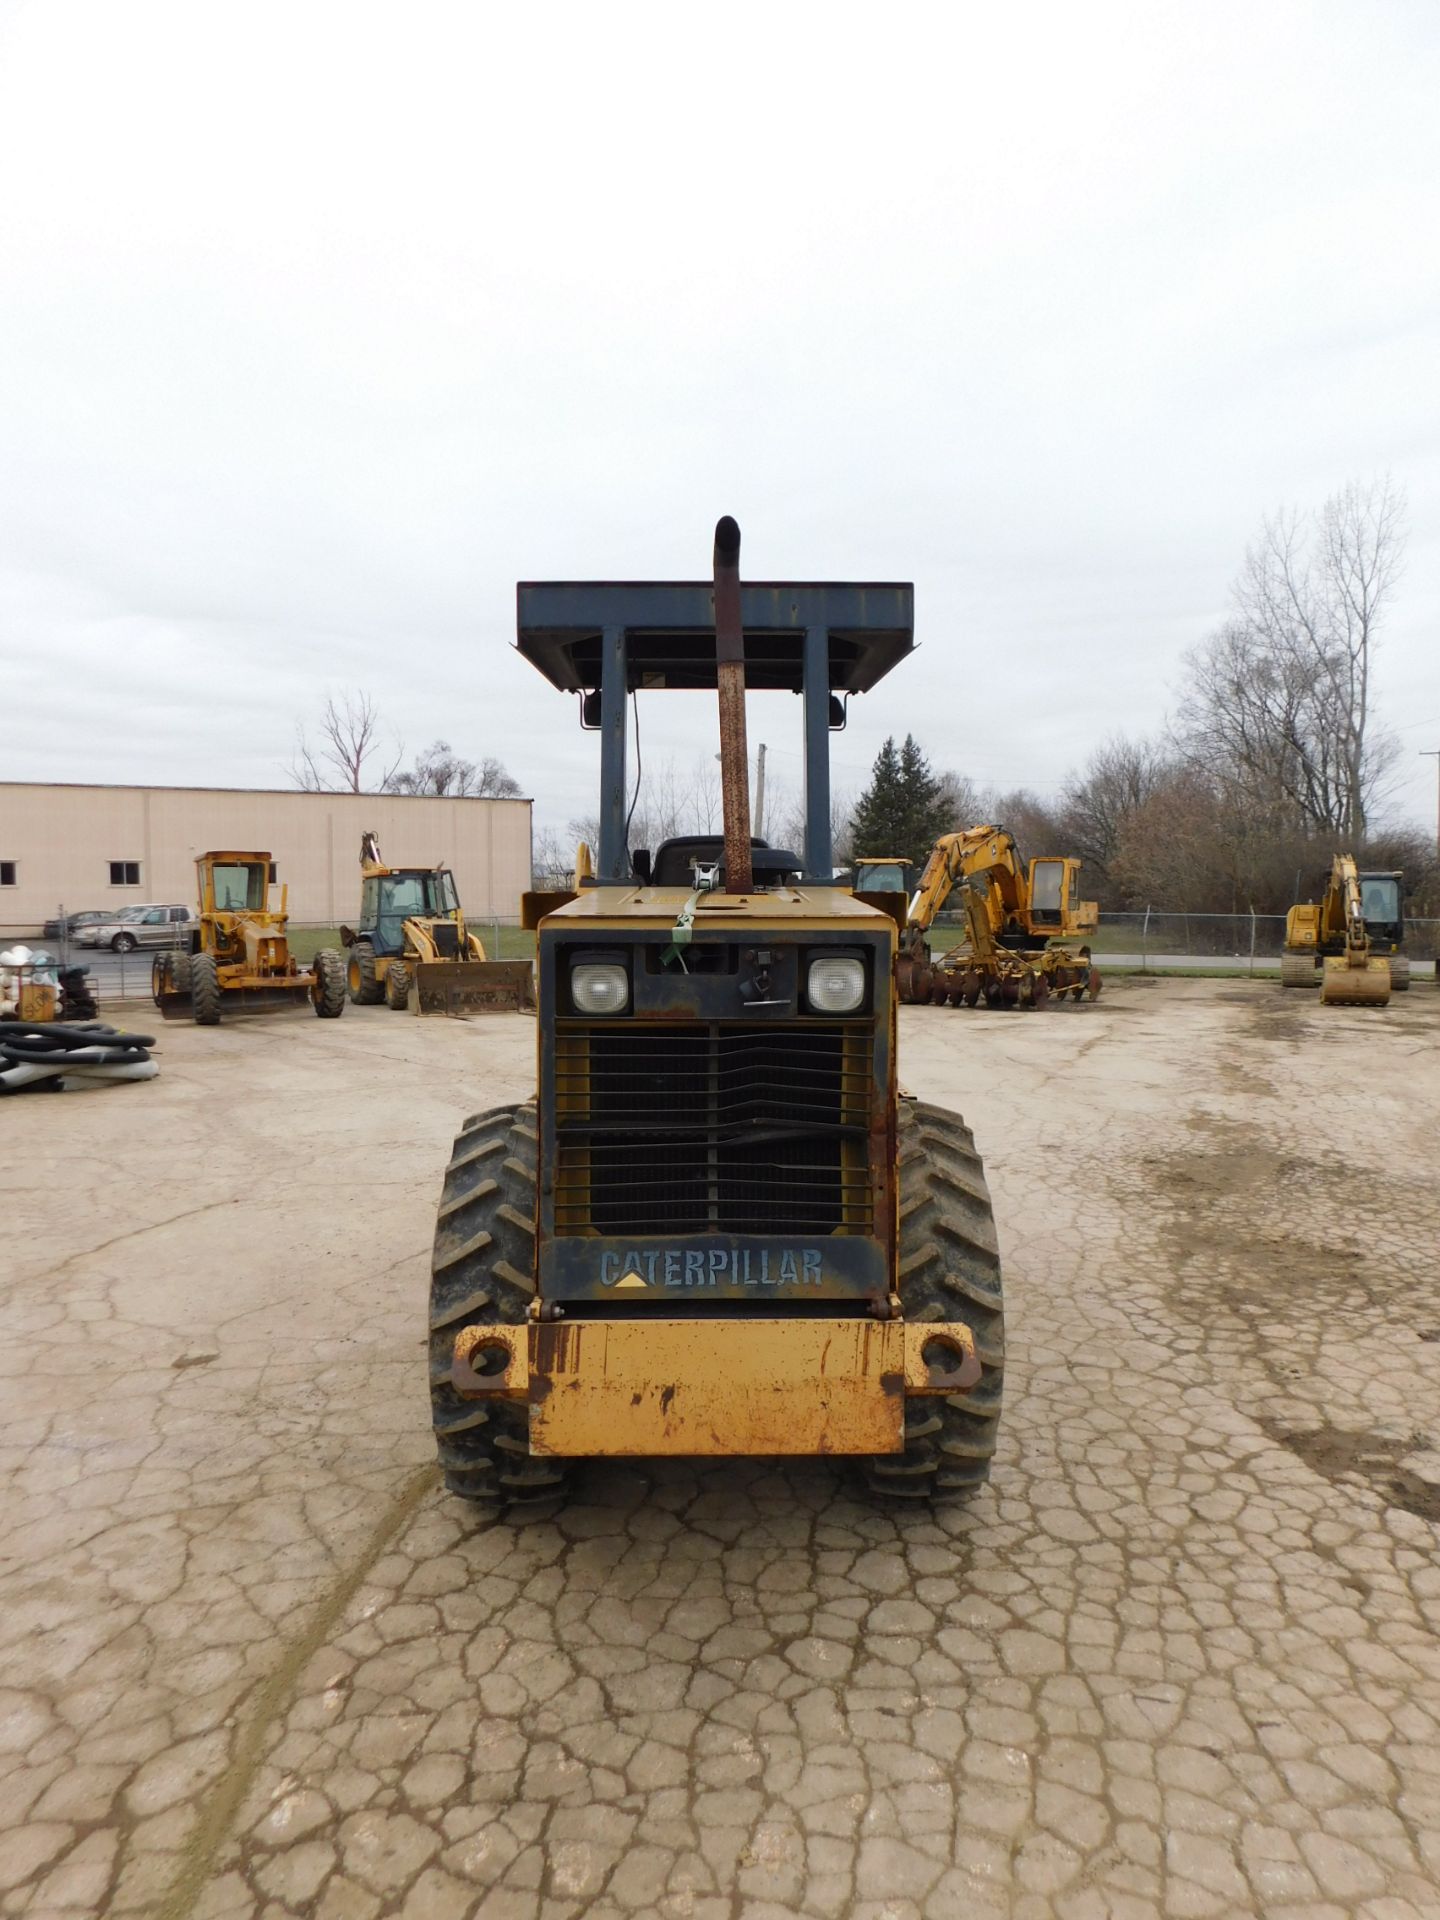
[544, 886, 894, 931]
[528, 1318, 906, 1457]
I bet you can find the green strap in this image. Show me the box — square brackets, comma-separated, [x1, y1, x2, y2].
[662, 889, 701, 968]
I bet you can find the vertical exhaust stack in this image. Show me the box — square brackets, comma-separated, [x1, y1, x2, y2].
[713, 515, 754, 894]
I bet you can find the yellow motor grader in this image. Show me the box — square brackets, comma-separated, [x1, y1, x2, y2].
[895, 827, 1100, 1007]
[342, 833, 533, 1015]
[427, 517, 1005, 1512]
[1282, 856, 1396, 1006]
[152, 852, 346, 1024]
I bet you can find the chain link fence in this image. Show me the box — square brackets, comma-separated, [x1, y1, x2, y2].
[923, 909, 1440, 975]
[5, 909, 1437, 1003]
[1, 917, 532, 1002]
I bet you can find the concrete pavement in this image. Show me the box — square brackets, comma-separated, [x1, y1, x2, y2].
[2, 981, 1438, 1917]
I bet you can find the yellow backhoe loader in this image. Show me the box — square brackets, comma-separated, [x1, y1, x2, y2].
[426, 516, 1004, 1512]
[152, 853, 346, 1023]
[895, 827, 1100, 1007]
[1282, 856, 1395, 1006]
[342, 834, 534, 1015]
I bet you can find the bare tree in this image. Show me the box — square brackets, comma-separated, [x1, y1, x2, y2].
[1109, 766, 1246, 912]
[387, 741, 521, 798]
[291, 691, 402, 794]
[978, 786, 1065, 858]
[770, 783, 856, 869]
[1058, 735, 1172, 895]
[532, 827, 575, 889]
[935, 769, 983, 829]
[1316, 478, 1407, 835]
[1180, 479, 1406, 838]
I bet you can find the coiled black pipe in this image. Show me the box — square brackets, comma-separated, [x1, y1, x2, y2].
[0, 1020, 159, 1095]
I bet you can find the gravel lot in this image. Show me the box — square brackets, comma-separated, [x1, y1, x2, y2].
[2, 979, 1438, 1919]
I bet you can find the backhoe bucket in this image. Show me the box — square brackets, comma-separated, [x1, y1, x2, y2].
[1319, 955, 1390, 1007]
[412, 959, 535, 1017]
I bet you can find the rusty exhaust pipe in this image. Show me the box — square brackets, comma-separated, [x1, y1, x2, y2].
[713, 516, 754, 895]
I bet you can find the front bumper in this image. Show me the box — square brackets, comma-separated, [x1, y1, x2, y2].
[450, 1316, 980, 1457]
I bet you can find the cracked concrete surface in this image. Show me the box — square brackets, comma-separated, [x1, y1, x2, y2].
[2, 979, 1438, 1918]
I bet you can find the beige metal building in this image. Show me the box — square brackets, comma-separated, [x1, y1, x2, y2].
[0, 784, 533, 930]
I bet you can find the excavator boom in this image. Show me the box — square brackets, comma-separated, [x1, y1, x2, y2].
[1318, 855, 1391, 1006]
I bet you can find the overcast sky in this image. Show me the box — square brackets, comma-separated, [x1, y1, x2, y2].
[2, 1, 1437, 843]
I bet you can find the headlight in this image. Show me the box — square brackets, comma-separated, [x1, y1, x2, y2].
[571, 961, 629, 1015]
[807, 955, 865, 1014]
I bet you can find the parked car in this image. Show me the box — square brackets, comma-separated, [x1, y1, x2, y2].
[75, 905, 196, 952]
[41, 910, 109, 941]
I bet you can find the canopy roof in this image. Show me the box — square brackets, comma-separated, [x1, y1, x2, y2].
[516, 580, 914, 694]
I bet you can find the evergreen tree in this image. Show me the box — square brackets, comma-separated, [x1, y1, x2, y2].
[849, 737, 906, 862]
[897, 734, 951, 860]
[850, 734, 954, 870]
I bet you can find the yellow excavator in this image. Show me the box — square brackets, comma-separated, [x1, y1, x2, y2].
[895, 826, 1101, 1008]
[1282, 855, 1395, 1006]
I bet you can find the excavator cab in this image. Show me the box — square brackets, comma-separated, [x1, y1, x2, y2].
[1026, 858, 1098, 934]
[362, 866, 463, 959]
[1358, 873, 1403, 949]
[854, 858, 908, 894]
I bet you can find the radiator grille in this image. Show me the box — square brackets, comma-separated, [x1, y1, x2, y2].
[553, 1022, 872, 1237]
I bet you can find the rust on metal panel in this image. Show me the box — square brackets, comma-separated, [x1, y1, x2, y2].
[529, 1317, 906, 1457]
[713, 516, 754, 894]
[901, 1321, 981, 1392]
[413, 960, 535, 1017]
[451, 1322, 529, 1400]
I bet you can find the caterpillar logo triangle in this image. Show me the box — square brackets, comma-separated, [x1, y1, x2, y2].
[614, 1270, 648, 1289]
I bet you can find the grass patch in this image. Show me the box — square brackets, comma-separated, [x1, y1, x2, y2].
[1099, 963, 1282, 980]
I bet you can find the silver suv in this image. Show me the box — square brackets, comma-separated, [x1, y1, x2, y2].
[76, 905, 195, 952]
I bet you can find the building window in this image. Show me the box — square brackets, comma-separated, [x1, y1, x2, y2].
[109, 861, 141, 886]
[0, 861, 15, 887]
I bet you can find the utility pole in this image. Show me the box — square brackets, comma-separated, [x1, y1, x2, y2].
[1423, 751, 1440, 859]
[753, 743, 767, 840]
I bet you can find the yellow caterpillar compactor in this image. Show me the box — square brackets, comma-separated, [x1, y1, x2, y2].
[1282, 856, 1399, 1006]
[894, 827, 1100, 1008]
[427, 518, 1005, 1510]
[342, 834, 533, 1015]
[152, 852, 347, 1024]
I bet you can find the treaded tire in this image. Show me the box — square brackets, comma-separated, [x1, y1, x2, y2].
[151, 952, 191, 1009]
[313, 948, 347, 1018]
[865, 1097, 1004, 1504]
[1280, 952, 1319, 988]
[428, 1102, 567, 1509]
[191, 953, 221, 1025]
[385, 961, 410, 1010]
[348, 943, 384, 1005]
